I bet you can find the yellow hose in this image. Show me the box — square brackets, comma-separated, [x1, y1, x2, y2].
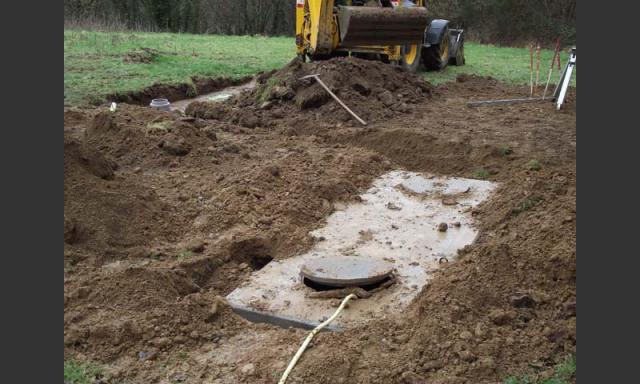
[277, 293, 357, 384]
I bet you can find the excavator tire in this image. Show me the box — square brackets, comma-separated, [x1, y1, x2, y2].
[400, 43, 422, 73]
[423, 26, 450, 71]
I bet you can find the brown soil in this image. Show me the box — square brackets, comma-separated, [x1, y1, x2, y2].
[64, 57, 575, 384]
[185, 57, 432, 126]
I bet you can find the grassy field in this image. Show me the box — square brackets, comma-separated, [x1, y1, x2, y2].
[425, 43, 576, 87]
[64, 30, 575, 105]
[504, 355, 576, 384]
[64, 31, 292, 105]
[64, 360, 103, 384]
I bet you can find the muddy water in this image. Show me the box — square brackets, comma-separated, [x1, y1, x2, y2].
[170, 78, 257, 112]
[227, 171, 497, 329]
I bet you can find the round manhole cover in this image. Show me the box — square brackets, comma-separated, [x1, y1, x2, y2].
[301, 256, 394, 287]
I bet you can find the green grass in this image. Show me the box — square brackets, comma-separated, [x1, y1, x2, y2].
[511, 197, 539, 216]
[64, 30, 292, 105]
[505, 355, 576, 384]
[64, 360, 103, 384]
[176, 250, 193, 260]
[474, 168, 491, 180]
[424, 42, 577, 87]
[64, 30, 576, 105]
[526, 159, 542, 171]
[500, 144, 514, 156]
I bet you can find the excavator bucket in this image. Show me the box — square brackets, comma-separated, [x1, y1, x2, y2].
[337, 6, 429, 48]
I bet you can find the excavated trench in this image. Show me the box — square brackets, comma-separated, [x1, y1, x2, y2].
[170, 79, 257, 112]
[226, 171, 497, 329]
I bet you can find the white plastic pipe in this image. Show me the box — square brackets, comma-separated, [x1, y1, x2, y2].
[278, 293, 357, 384]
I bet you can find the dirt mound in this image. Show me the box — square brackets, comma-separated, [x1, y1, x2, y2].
[186, 57, 432, 127]
[63, 102, 388, 364]
[63, 178, 170, 257]
[64, 136, 117, 180]
[63, 265, 244, 362]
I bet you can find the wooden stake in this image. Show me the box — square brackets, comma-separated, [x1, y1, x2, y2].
[300, 74, 367, 126]
[557, 41, 562, 70]
[534, 44, 541, 96]
[529, 44, 534, 97]
[542, 37, 561, 99]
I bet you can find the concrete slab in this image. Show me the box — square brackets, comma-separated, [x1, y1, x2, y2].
[226, 171, 497, 329]
[301, 256, 394, 287]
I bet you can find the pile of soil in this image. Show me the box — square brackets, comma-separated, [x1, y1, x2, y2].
[185, 57, 433, 127]
[64, 67, 575, 384]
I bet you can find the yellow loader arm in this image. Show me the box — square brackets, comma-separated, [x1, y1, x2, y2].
[296, 0, 429, 61]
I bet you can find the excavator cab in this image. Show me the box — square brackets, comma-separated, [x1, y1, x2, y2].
[295, 0, 465, 72]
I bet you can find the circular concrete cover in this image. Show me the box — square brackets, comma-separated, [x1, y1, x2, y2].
[301, 256, 394, 287]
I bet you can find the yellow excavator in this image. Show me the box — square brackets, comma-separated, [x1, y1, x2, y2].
[295, 0, 465, 72]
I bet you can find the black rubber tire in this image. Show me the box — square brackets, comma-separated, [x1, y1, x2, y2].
[400, 44, 422, 73]
[423, 27, 451, 71]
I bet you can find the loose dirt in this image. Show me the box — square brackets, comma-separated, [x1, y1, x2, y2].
[185, 57, 432, 127]
[64, 57, 575, 384]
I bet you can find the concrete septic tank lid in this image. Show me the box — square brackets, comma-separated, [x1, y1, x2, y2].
[301, 256, 394, 287]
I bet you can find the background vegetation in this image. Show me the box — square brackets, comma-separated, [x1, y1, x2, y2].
[64, 0, 295, 36]
[429, 0, 576, 45]
[64, 0, 575, 46]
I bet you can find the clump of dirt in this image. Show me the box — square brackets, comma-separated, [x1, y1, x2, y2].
[64, 265, 244, 362]
[123, 47, 160, 64]
[186, 56, 433, 127]
[64, 137, 117, 180]
[107, 76, 253, 106]
[64, 134, 172, 259]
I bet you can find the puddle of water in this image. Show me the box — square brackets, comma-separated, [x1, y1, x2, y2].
[226, 171, 497, 329]
[170, 78, 256, 113]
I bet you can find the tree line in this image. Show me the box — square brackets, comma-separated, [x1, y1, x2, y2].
[64, 0, 576, 45]
[428, 0, 576, 45]
[64, 0, 296, 36]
